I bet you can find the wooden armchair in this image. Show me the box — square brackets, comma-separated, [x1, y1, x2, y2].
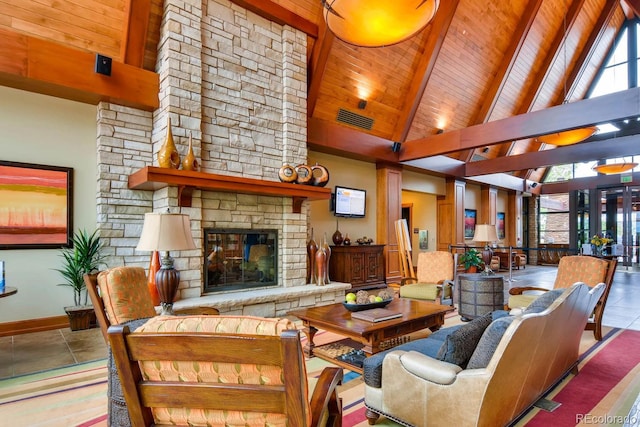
[108, 315, 343, 427]
[399, 251, 455, 305]
[85, 266, 218, 344]
[508, 255, 617, 340]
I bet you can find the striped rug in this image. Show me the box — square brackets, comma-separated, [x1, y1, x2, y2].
[1, 326, 638, 426]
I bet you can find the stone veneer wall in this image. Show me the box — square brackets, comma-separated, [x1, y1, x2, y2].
[94, 0, 347, 315]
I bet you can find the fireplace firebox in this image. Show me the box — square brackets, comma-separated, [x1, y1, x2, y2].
[203, 228, 277, 293]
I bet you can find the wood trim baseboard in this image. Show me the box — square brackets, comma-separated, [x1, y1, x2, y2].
[0, 315, 69, 337]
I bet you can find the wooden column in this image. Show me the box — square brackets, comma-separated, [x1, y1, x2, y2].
[376, 163, 403, 284]
[480, 186, 498, 225]
[437, 179, 466, 251]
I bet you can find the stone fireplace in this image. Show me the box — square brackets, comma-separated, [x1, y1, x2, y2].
[93, 0, 349, 317]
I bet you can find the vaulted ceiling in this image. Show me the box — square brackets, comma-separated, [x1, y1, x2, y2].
[2, 0, 640, 192]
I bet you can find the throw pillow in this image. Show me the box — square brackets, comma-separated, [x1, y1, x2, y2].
[436, 312, 493, 368]
[467, 316, 515, 369]
[523, 288, 565, 314]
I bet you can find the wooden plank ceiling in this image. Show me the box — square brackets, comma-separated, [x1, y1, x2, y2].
[1, 0, 639, 190]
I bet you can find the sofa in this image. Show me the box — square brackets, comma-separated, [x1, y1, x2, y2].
[363, 282, 604, 426]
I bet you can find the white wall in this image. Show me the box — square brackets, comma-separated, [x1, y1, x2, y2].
[402, 190, 438, 265]
[0, 87, 97, 322]
[308, 151, 377, 245]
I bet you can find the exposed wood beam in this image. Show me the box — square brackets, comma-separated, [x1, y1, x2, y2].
[563, 0, 618, 103]
[307, 23, 334, 117]
[391, 0, 460, 142]
[230, 0, 318, 38]
[308, 117, 398, 163]
[523, 0, 618, 180]
[400, 87, 640, 160]
[463, 0, 544, 162]
[465, 133, 640, 176]
[121, 0, 152, 67]
[541, 172, 640, 193]
[623, 0, 640, 18]
[0, 29, 159, 111]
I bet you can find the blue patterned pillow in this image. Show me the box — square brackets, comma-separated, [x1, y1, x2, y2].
[467, 316, 515, 369]
[524, 288, 565, 314]
[436, 312, 493, 368]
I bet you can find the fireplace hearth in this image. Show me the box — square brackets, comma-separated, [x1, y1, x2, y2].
[204, 228, 277, 293]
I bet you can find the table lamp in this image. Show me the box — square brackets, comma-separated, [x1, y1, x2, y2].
[136, 211, 196, 315]
[472, 224, 498, 275]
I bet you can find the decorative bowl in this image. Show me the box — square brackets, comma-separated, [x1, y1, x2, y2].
[342, 298, 393, 312]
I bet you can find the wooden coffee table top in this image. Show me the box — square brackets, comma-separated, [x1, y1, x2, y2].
[288, 298, 453, 335]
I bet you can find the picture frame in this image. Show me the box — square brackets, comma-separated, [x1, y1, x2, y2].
[0, 160, 73, 249]
[419, 229, 428, 250]
[464, 209, 477, 239]
[497, 212, 506, 239]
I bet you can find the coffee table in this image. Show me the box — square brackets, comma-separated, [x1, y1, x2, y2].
[288, 298, 454, 373]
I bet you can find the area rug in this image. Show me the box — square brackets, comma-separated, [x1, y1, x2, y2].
[1, 327, 639, 427]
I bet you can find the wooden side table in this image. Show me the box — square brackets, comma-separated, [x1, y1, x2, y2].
[0, 287, 17, 298]
[458, 274, 504, 321]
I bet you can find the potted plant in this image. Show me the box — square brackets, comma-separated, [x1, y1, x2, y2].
[459, 248, 483, 273]
[55, 229, 106, 331]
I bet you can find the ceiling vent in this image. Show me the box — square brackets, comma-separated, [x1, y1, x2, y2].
[336, 109, 374, 130]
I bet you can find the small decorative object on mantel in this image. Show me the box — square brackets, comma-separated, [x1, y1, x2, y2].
[332, 220, 343, 245]
[311, 162, 330, 187]
[343, 233, 351, 245]
[278, 163, 298, 183]
[356, 236, 374, 245]
[158, 116, 181, 169]
[295, 164, 313, 185]
[181, 133, 199, 171]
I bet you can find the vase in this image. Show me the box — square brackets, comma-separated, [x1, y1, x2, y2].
[322, 232, 331, 284]
[311, 162, 330, 187]
[181, 134, 199, 171]
[343, 233, 351, 245]
[307, 228, 318, 284]
[315, 244, 327, 286]
[332, 220, 343, 245]
[295, 164, 313, 185]
[278, 163, 298, 183]
[158, 116, 181, 169]
[147, 251, 161, 306]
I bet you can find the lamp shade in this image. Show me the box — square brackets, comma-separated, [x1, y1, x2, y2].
[136, 212, 196, 252]
[472, 224, 498, 243]
[537, 126, 598, 146]
[322, 0, 439, 47]
[592, 162, 638, 175]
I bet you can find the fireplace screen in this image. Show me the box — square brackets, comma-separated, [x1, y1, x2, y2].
[204, 228, 277, 293]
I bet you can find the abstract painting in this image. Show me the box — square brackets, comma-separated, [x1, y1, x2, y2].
[0, 161, 73, 249]
[497, 212, 506, 239]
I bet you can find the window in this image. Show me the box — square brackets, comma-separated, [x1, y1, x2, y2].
[538, 194, 570, 244]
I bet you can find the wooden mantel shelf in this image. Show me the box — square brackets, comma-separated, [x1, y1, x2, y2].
[128, 166, 331, 213]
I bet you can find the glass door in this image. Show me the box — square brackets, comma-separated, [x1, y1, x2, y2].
[597, 186, 640, 267]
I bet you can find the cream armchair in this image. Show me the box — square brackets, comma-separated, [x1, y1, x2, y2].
[399, 251, 456, 305]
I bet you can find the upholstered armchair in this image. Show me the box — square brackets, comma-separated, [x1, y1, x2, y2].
[399, 251, 455, 305]
[508, 255, 617, 340]
[108, 315, 343, 427]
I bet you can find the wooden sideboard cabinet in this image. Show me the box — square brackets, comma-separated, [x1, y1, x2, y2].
[329, 244, 386, 291]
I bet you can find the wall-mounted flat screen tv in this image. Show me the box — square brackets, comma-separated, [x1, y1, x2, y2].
[334, 186, 366, 218]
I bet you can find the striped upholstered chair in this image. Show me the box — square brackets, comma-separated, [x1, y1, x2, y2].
[508, 255, 617, 340]
[108, 315, 343, 426]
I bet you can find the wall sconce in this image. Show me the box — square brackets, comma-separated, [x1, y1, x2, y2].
[358, 99, 367, 109]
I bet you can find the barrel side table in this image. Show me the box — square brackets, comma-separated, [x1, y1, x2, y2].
[458, 273, 504, 321]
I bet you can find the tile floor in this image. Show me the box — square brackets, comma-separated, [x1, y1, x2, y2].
[1, 263, 638, 379]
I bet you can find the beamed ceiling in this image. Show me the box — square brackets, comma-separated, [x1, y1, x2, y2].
[2, 0, 640, 193]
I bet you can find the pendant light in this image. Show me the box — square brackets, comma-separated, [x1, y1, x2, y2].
[592, 160, 638, 175]
[321, 0, 440, 47]
[537, 15, 597, 146]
